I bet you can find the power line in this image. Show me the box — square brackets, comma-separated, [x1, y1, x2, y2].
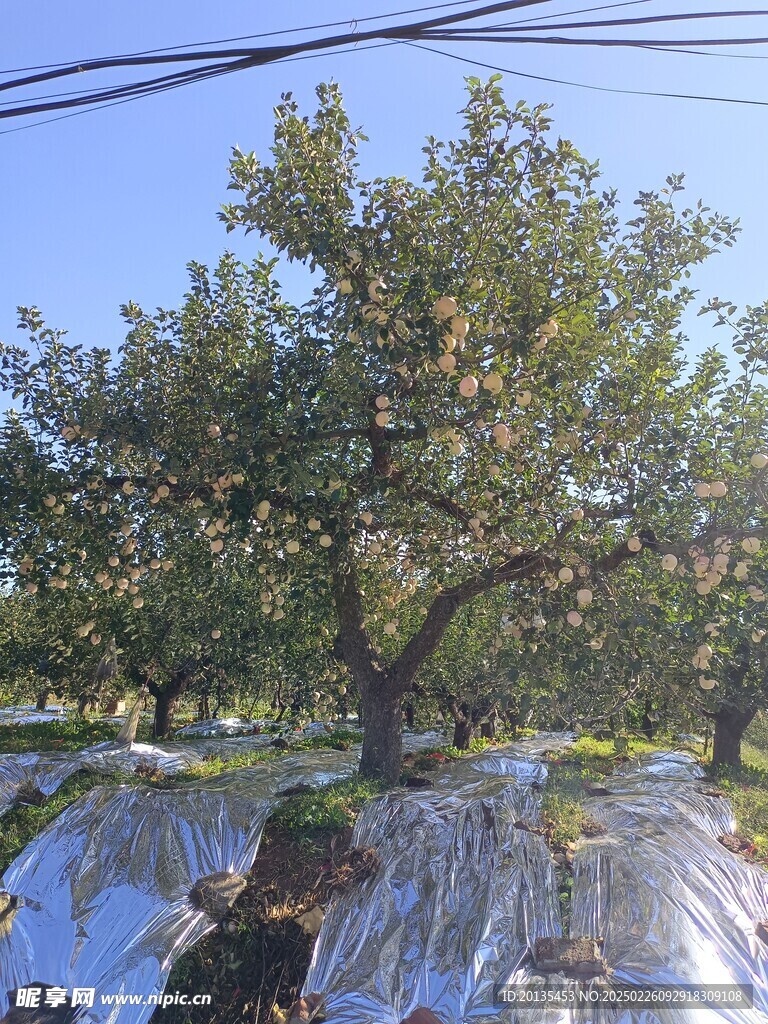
[0, 0, 486, 74]
[501, 0, 652, 26]
[637, 44, 768, 59]
[419, 33, 768, 46]
[0, 0, 554, 123]
[0, 42, 402, 136]
[408, 40, 768, 106]
[2, 2, 767, 127]
[0, 41, 405, 111]
[0, 1, 653, 80]
[467, 8, 768, 32]
[0, 0, 551, 86]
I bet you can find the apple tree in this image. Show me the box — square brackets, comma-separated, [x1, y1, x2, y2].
[2, 79, 766, 780]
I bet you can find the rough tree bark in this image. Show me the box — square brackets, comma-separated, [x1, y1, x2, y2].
[452, 710, 474, 750]
[447, 699, 491, 750]
[712, 706, 758, 769]
[710, 642, 763, 769]
[331, 559, 400, 781]
[148, 670, 191, 738]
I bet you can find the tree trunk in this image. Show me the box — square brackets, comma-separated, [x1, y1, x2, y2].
[712, 706, 757, 769]
[35, 689, 49, 712]
[481, 713, 497, 740]
[153, 689, 179, 738]
[330, 554, 483, 782]
[359, 692, 402, 783]
[149, 672, 189, 739]
[641, 697, 656, 741]
[503, 709, 520, 736]
[452, 717, 474, 750]
[404, 702, 415, 729]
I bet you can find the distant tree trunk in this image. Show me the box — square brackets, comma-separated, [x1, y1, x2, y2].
[446, 698, 473, 750]
[450, 696, 497, 749]
[452, 716, 474, 750]
[148, 671, 190, 739]
[35, 688, 49, 712]
[404, 702, 416, 729]
[712, 706, 757, 769]
[212, 671, 224, 718]
[503, 709, 520, 736]
[481, 712, 497, 740]
[641, 697, 656, 741]
[78, 691, 100, 716]
[198, 693, 211, 721]
[275, 702, 289, 722]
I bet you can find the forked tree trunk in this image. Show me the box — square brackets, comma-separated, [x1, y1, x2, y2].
[331, 554, 490, 783]
[712, 706, 757, 769]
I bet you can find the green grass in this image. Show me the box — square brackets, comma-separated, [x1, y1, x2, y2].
[714, 768, 768, 858]
[292, 728, 362, 752]
[271, 777, 385, 843]
[743, 740, 768, 773]
[745, 712, 768, 757]
[173, 748, 280, 782]
[540, 733, 674, 847]
[537, 731, 768, 865]
[709, 733, 768, 859]
[0, 717, 152, 754]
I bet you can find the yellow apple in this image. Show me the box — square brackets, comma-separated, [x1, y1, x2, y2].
[432, 296, 458, 319]
[459, 375, 478, 397]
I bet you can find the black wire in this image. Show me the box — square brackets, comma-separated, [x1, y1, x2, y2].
[0, 41, 406, 111]
[500, 0, 651, 26]
[408, 40, 768, 106]
[0, 0, 552, 85]
[420, 32, 768, 45]
[637, 43, 768, 59]
[0, 0, 553, 119]
[467, 9, 768, 32]
[2, 1, 767, 126]
[0, 42, 402, 136]
[0, 0, 491, 74]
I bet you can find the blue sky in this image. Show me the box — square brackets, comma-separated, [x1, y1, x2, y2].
[2, 0, 767, 400]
